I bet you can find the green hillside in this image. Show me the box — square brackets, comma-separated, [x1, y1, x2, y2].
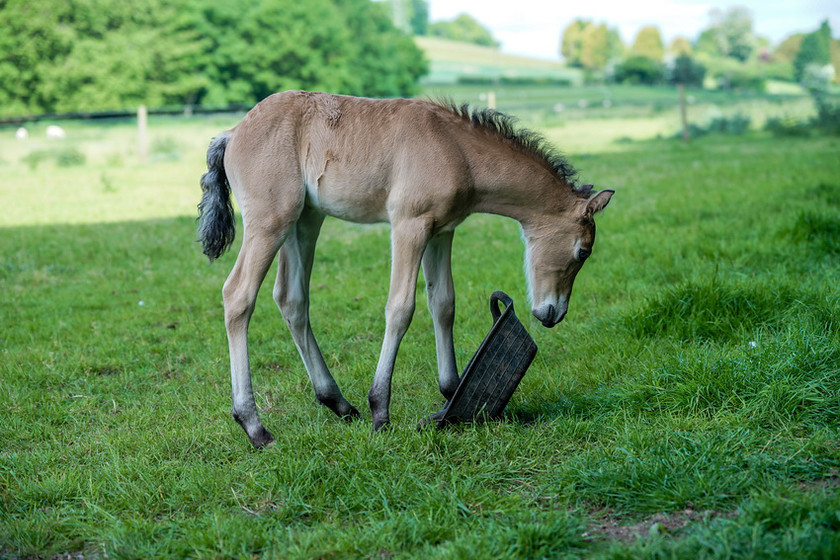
[415, 36, 583, 85]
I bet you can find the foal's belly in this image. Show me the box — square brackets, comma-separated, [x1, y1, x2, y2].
[305, 175, 390, 224]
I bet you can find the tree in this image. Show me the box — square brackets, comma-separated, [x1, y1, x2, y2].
[668, 55, 706, 142]
[0, 0, 428, 115]
[794, 20, 832, 83]
[698, 7, 756, 62]
[774, 34, 804, 63]
[581, 24, 623, 71]
[408, 0, 429, 36]
[560, 19, 589, 67]
[0, 0, 204, 113]
[631, 26, 665, 62]
[560, 20, 622, 71]
[669, 55, 706, 87]
[335, 0, 427, 97]
[388, 0, 427, 35]
[614, 55, 665, 84]
[669, 37, 693, 57]
[580, 24, 609, 70]
[429, 13, 499, 47]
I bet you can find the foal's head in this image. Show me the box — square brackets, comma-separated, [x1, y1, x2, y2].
[523, 188, 614, 327]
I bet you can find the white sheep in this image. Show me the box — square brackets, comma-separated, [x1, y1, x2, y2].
[15, 127, 28, 140]
[46, 125, 66, 139]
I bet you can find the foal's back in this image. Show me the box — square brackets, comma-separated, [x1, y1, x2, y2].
[224, 91, 474, 227]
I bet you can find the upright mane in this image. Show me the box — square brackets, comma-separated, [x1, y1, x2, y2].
[438, 101, 587, 195]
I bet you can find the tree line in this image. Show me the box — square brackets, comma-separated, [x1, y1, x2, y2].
[560, 7, 840, 91]
[0, 0, 427, 117]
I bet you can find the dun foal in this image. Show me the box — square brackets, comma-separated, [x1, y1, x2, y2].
[198, 91, 613, 448]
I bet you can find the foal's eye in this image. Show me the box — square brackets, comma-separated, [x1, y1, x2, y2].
[577, 248, 591, 261]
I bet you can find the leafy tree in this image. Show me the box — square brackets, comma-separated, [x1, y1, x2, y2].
[408, 0, 429, 36]
[334, 0, 427, 97]
[560, 20, 622, 71]
[631, 26, 665, 62]
[669, 37, 693, 57]
[697, 7, 755, 62]
[580, 24, 609, 70]
[0, 0, 203, 113]
[832, 39, 840, 83]
[668, 55, 705, 142]
[614, 55, 665, 84]
[560, 19, 589, 67]
[774, 34, 804, 63]
[581, 24, 623, 71]
[387, 0, 427, 35]
[429, 13, 499, 47]
[669, 55, 706, 87]
[794, 20, 833, 82]
[0, 0, 427, 116]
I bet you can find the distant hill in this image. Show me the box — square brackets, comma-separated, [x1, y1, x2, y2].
[415, 36, 583, 86]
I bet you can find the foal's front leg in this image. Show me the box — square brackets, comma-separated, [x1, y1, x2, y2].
[369, 219, 432, 430]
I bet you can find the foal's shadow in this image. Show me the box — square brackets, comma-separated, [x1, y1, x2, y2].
[504, 395, 587, 425]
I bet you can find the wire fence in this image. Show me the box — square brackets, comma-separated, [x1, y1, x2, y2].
[0, 103, 252, 127]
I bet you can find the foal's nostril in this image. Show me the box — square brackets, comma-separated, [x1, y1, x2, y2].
[533, 304, 558, 328]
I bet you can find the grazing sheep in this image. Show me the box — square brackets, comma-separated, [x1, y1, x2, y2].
[46, 125, 66, 139]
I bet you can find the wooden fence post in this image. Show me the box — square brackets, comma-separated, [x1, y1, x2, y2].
[679, 85, 690, 143]
[138, 105, 148, 163]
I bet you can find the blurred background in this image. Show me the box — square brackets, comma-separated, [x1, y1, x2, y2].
[1, 0, 838, 224]
[1, 0, 837, 122]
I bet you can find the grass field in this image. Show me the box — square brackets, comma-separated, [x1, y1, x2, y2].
[2, 95, 840, 559]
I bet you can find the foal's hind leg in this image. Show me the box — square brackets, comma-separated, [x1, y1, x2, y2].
[224, 226, 287, 449]
[273, 207, 360, 420]
[422, 231, 459, 400]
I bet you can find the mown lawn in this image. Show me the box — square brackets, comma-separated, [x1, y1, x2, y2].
[1, 113, 839, 558]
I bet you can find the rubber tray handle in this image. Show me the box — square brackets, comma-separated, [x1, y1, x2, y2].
[490, 291, 514, 322]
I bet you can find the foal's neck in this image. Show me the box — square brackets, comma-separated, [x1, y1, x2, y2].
[469, 146, 577, 224]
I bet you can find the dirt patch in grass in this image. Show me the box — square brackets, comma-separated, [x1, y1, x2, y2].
[583, 507, 737, 543]
[585, 469, 840, 544]
[798, 469, 840, 492]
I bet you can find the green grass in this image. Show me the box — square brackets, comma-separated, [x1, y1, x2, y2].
[1, 105, 840, 559]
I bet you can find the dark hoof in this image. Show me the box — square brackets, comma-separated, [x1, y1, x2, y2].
[341, 404, 362, 422]
[372, 418, 391, 432]
[250, 427, 275, 449]
[417, 410, 446, 431]
[321, 396, 362, 421]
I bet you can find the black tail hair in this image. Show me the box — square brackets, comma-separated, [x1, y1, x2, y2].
[197, 132, 235, 260]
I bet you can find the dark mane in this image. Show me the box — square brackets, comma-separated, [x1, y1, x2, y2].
[439, 101, 585, 194]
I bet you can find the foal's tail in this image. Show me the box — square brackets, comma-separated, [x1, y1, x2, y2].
[197, 132, 235, 261]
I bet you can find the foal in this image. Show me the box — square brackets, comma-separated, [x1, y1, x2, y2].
[198, 91, 613, 447]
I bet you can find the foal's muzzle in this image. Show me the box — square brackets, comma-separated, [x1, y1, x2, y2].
[532, 303, 567, 328]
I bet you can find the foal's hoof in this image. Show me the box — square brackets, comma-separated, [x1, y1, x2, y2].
[417, 410, 446, 431]
[340, 404, 362, 422]
[250, 427, 275, 450]
[322, 397, 362, 422]
[372, 418, 391, 432]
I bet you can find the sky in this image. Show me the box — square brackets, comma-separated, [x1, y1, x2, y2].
[426, 0, 840, 61]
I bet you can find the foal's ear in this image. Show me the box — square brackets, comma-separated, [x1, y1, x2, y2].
[585, 189, 614, 218]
